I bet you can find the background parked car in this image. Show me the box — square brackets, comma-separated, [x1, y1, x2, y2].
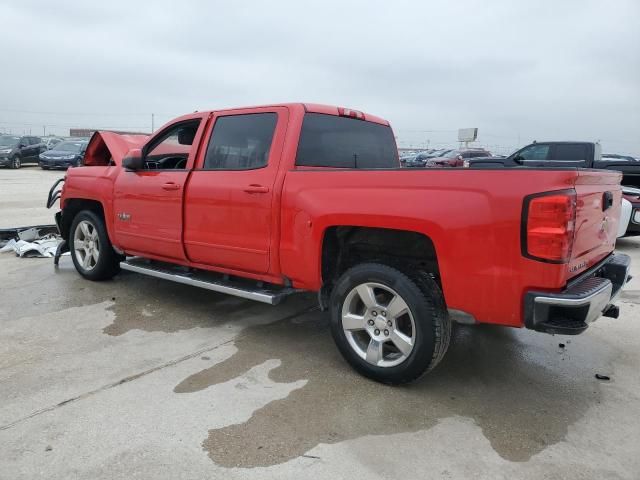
[39, 139, 88, 169]
[621, 186, 640, 237]
[0, 134, 45, 168]
[425, 148, 492, 167]
[404, 149, 454, 167]
[41, 137, 64, 150]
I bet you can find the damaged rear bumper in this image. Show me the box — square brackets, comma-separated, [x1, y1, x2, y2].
[524, 253, 631, 335]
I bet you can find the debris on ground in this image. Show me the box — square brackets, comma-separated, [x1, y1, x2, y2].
[595, 374, 611, 381]
[0, 225, 66, 258]
[559, 343, 566, 348]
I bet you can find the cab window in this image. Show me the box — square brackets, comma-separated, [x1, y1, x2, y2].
[203, 113, 277, 170]
[143, 120, 200, 170]
[516, 144, 550, 161]
[553, 144, 588, 161]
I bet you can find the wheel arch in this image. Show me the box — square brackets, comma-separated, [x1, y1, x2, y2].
[60, 198, 108, 241]
[320, 225, 442, 300]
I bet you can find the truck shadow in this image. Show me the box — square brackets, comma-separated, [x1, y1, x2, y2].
[174, 310, 611, 468]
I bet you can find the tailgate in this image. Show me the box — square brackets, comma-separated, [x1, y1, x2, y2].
[569, 169, 622, 277]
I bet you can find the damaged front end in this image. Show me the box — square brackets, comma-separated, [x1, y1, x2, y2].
[45, 131, 149, 265]
[45, 177, 68, 264]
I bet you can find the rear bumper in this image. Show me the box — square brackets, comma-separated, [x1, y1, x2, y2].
[524, 253, 631, 335]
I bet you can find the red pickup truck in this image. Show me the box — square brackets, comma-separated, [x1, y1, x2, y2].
[49, 103, 631, 384]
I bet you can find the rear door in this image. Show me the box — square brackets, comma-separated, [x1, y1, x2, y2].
[18, 137, 30, 160]
[113, 115, 207, 260]
[183, 107, 287, 274]
[29, 137, 42, 161]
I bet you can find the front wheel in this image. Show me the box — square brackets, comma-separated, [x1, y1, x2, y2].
[330, 263, 451, 384]
[69, 210, 121, 280]
[10, 157, 21, 169]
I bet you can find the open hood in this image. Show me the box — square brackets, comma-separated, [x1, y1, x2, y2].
[84, 131, 149, 167]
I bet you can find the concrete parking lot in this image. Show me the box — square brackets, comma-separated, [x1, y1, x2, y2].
[1, 167, 639, 479]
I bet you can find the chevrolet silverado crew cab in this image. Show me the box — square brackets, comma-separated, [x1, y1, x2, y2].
[48, 103, 632, 384]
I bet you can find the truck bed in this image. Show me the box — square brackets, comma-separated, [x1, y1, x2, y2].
[280, 167, 621, 326]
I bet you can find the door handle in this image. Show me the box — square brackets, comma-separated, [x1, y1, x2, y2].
[243, 184, 269, 194]
[161, 182, 181, 191]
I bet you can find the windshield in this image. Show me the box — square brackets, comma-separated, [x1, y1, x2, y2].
[0, 136, 19, 147]
[54, 142, 85, 152]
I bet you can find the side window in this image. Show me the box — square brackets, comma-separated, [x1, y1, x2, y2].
[19, 137, 28, 146]
[553, 144, 588, 161]
[517, 144, 550, 161]
[30, 137, 41, 145]
[295, 113, 398, 168]
[203, 113, 277, 170]
[143, 120, 200, 170]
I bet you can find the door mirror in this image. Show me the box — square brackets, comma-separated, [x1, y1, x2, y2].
[19, 143, 27, 148]
[123, 148, 144, 170]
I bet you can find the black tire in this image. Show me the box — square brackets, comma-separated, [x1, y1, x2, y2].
[330, 263, 451, 384]
[10, 156, 21, 169]
[41, 165, 49, 170]
[69, 210, 121, 280]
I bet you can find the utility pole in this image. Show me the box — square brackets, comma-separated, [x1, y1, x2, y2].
[151, 113, 155, 133]
[43, 125, 46, 136]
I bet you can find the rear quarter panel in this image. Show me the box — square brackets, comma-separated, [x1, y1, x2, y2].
[281, 168, 583, 327]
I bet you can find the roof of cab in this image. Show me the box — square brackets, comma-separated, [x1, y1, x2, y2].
[169, 103, 390, 127]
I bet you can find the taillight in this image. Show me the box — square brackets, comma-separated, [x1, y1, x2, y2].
[338, 107, 365, 120]
[522, 190, 576, 263]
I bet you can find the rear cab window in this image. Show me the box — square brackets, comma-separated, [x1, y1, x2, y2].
[295, 113, 398, 168]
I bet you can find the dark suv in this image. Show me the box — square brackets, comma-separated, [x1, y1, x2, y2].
[0, 135, 45, 168]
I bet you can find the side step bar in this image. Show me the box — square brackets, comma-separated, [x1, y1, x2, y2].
[120, 257, 299, 305]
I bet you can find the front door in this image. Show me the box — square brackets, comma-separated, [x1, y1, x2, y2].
[113, 116, 206, 260]
[183, 108, 287, 274]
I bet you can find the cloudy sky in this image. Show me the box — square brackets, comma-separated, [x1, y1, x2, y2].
[1, 0, 638, 155]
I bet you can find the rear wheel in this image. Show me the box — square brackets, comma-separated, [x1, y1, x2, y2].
[330, 263, 451, 384]
[69, 210, 121, 280]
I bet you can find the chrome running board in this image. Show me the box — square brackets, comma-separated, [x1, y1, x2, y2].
[120, 257, 299, 305]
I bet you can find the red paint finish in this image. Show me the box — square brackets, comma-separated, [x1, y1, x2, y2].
[61, 103, 623, 328]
